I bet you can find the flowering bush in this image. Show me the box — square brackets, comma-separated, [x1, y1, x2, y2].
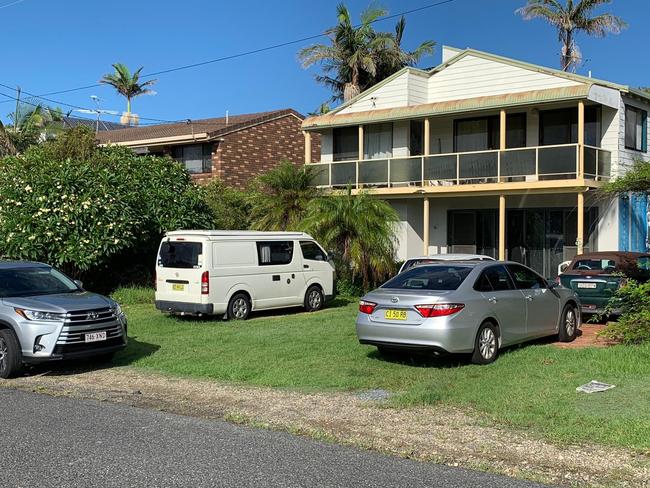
[0, 127, 212, 279]
[598, 280, 650, 345]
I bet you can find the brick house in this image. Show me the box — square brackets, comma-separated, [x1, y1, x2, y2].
[96, 109, 320, 187]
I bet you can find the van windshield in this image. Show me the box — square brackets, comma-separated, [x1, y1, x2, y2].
[159, 241, 202, 269]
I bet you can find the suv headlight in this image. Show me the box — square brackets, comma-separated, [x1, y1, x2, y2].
[113, 303, 126, 322]
[15, 308, 67, 322]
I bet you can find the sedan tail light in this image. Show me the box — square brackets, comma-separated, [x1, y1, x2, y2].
[359, 300, 377, 314]
[415, 303, 465, 318]
[201, 271, 209, 295]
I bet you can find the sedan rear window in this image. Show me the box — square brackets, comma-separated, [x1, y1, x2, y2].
[159, 241, 203, 269]
[572, 258, 617, 273]
[383, 266, 472, 290]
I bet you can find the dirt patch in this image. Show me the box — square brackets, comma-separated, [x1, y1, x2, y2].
[554, 325, 612, 349]
[2, 367, 648, 487]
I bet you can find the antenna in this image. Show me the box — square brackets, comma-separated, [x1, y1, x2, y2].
[75, 96, 119, 133]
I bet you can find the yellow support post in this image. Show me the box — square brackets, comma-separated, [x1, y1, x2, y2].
[578, 101, 585, 178]
[358, 125, 364, 161]
[424, 118, 430, 156]
[499, 195, 506, 261]
[577, 192, 585, 255]
[499, 109, 507, 151]
[423, 197, 430, 255]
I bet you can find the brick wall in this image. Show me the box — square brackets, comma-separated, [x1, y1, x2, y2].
[191, 114, 320, 188]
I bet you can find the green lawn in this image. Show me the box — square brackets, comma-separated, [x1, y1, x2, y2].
[115, 289, 650, 452]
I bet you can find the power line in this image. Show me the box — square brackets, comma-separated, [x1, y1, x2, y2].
[2, 0, 457, 115]
[0, 0, 29, 10]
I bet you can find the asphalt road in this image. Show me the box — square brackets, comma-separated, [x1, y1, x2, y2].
[0, 389, 549, 488]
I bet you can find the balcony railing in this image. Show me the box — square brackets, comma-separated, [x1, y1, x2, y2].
[310, 143, 611, 189]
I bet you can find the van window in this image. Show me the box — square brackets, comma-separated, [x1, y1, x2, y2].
[159, 241, 202, 269]
[300, 241, 326, 261]
[257, 241, 294, 266]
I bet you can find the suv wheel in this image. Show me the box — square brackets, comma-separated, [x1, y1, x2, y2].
[304, 286, 324, 312]
[227, 293, 251, 320]
[559, 304, 578, 342]
[471, 322, 499, 365]
[0, 329, 23, 379]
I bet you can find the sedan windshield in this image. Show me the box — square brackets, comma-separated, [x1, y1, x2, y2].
[0, 267, 80, 298]
[383, 265, 472, 291]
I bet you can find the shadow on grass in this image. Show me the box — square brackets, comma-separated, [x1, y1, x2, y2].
[169, 295, 358, 324]
[23, 336, 160, 378]
[366, 349, 469, 369]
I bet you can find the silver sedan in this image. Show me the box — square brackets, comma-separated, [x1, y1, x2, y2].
[356, 261, 580, 364]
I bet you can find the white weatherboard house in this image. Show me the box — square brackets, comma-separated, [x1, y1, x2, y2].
[301, 46, 650, 278]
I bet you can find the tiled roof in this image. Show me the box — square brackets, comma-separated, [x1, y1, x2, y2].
[96, 109, 303, 145]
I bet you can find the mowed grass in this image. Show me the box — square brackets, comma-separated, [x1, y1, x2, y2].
[114, 289, 650, 451]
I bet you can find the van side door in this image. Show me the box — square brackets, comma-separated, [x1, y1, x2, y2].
[255, 240, 304, 308]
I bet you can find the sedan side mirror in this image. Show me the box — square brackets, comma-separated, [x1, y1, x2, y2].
[74, 279, 84, 289]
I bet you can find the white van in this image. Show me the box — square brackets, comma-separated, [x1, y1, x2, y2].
[154, 231, 336, 319]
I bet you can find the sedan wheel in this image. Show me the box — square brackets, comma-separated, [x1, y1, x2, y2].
[471, 322, 499, 364]
[559, 304, 578, 342]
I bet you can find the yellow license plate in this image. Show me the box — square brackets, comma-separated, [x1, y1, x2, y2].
[384, 310, 407, 320]
[172, 284, 185, 291]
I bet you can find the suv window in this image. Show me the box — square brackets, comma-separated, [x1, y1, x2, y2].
[159, 241, 202, 269]
[257, 241, 294, 266]
[300, 241, 326, 262]
[507, 264, 546, 290]
[480, 265, 514, 292]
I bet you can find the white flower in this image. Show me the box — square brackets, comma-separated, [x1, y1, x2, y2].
[28, 235, 35, 241]
[24, 185, 32, 192]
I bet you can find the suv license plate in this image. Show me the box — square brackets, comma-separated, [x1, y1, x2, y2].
[85, 331, 107, 343]
[385, 310, 407, 320]
[577, 282, 597, 289]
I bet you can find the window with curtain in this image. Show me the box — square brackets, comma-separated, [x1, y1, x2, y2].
[625, 105, 647, 152]
[171, 143, 212, 173]
[333, 127, 359, 161]
[454, 114, 527, 152]
[409, 120, 424, 156]
[364, 123, 393, 159]
[539, 107, 601, 147]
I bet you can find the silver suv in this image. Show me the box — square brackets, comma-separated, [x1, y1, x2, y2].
[0, 261, 127, 378]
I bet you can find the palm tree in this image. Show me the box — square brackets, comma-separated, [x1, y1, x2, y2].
[299, 3, 434, 102]
[3, 101, 65, 153]
[303, 188, 398, 290]
[0, 121, 16, 157]
[517, 0, 627, 72]
[248, 161, 320, 231]
[99, 63, 156, 117]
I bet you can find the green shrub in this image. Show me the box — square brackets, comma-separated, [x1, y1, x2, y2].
[599, 280, 650, 345]
[204, 179, 251, 230]
[0, 127, 213, 283]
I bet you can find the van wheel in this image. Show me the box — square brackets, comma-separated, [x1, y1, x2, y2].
[0, 329, 23, 379]
[228, 293, 251, 320]
[471, 322, 499, 365]
[304, 286, 324, 312]
[559, 304, 578, 342]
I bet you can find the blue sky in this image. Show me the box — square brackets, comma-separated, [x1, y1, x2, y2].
[0, 0, 647, 125]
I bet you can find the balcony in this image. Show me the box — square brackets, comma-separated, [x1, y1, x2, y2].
[310, 144, 611, 191]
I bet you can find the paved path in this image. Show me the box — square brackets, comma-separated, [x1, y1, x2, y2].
[0, 389, 550, 487]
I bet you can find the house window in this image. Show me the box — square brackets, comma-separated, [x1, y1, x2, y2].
[333, 127, 359, 161]
[539, 106, 601, 147]
[364, 122, 393, 159]
[453, 114, 526, 152]
[172, 143, 213, 174]
[410, 120, 424, 156]
[625, 105, 647, 152]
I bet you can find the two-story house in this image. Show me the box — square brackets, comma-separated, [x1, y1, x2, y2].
[301, 46, 650, 278]
[97, 108, 319, 188]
